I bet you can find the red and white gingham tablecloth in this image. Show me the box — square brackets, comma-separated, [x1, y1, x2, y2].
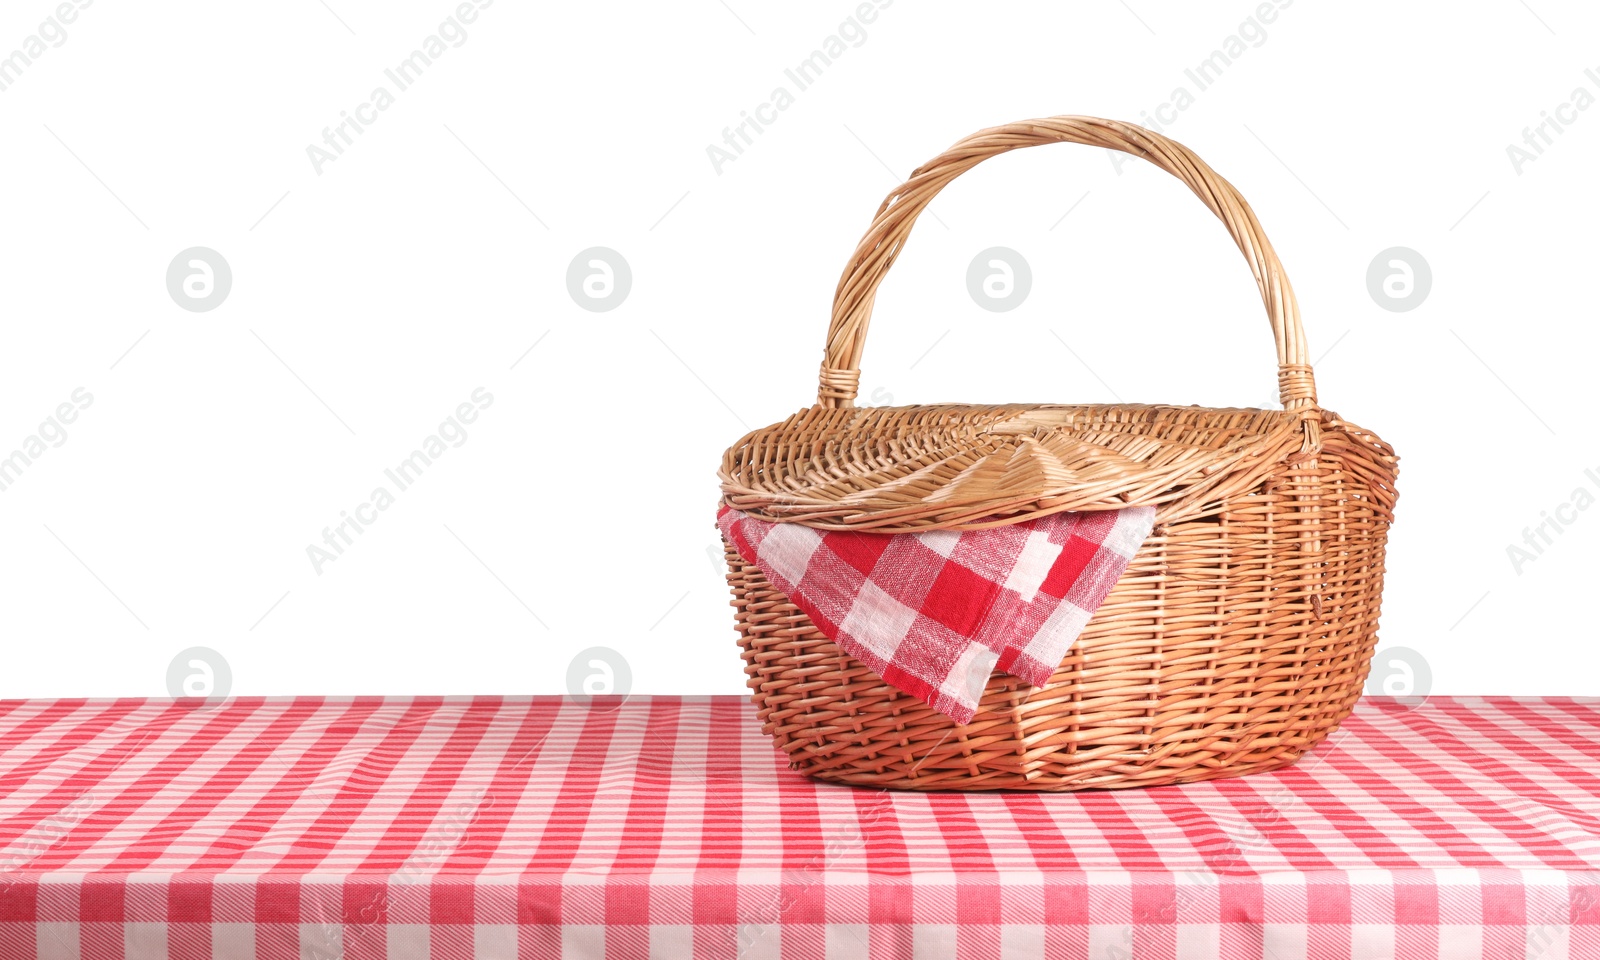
[1, 695, 1597, 959]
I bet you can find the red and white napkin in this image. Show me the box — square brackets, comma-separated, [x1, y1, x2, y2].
[717, 504, 1155, 724]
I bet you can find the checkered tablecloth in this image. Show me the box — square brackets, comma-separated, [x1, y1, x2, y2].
[1, 696, 1597, 959]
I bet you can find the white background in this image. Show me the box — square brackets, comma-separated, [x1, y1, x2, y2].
[1, 0, 1595, 699]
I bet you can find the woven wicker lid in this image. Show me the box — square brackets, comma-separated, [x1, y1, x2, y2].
[719, 402, 1311, 531]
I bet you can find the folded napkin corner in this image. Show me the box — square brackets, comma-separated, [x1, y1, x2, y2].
[718, 505, 1155, 724]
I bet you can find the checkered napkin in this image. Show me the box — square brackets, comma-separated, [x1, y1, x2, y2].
[717, 504, 1155, 723]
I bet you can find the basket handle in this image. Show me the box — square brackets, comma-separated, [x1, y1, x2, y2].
[817, 116, 1320, 448]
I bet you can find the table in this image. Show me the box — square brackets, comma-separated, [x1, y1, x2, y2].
[0, 695, 1596, 959]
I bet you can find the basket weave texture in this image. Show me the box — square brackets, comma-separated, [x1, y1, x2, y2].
[719, 117, 1399, 791]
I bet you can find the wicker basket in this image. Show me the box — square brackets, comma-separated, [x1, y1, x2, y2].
[718, 116, 1399, 791]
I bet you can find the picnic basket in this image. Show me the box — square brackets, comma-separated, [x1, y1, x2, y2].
[718, 116, 1399, 791]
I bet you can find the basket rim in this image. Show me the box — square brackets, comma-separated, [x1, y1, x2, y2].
[719, 401, 1395, 532]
